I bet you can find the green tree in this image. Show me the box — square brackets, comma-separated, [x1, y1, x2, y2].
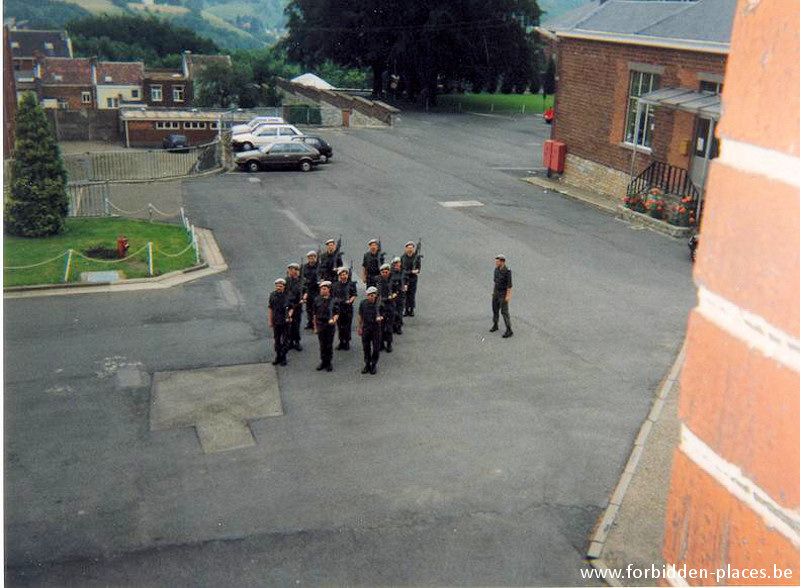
[543, 56, 556, 96]
[283, 0, 541, 100]
[194, 61, 256, 108]
[5, 95, 69, 237]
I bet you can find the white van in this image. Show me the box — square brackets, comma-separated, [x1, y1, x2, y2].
[231, 116, 286, 135]
[231, 123, 304, 151]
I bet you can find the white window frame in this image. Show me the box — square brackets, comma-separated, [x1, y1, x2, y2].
[151, 85, 163, 102]
[155, 121, 180, 130]
[81, 91, 92, 104]
[624, 70, 660, 149]
[183, 121, 206, 130]
[173, 85, 185, 102]
[131, 89, 139, 99]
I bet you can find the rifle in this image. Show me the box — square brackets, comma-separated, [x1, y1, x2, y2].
[378, 236, 386, 265]
[415, 238, 423, 271]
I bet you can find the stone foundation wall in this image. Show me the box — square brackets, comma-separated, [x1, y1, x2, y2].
[562, 153, 630, 202]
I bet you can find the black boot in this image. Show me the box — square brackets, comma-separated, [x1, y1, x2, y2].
[293, 342, 303, 351]
[342, 341, 350, 350]
[362, 364, 370, 374]
[280, 357, 287, 366]
[386, 343, 393, 353]
[271, 357, 280, 365]
[336, 342, 345, 350]
[369, 364, 377, 375]
[316, 363, 325, 371]
[502, 329, 514, 338]
[490, 323, 499, 332]
[325, 364, 333, 372]
[408, 309, 414, 317]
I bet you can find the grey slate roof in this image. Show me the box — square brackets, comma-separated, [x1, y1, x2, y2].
[9, 29, 72, 59]
[546, 0, 735, 46]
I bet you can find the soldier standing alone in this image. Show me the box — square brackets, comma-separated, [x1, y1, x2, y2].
[491, 254, 513, 338]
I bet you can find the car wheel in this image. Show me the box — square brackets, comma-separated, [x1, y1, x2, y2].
[242, 142, 253, 151]
[299, 160, 312, 172]
[319, 154, 328, 164]
[247, 161, 260, 173]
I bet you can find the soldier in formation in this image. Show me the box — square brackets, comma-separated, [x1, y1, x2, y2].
[400, 241, 422, 316]
[268, 278, 291, 366]
[357, 286, 383, 374]
[332, 266, 357, 350]
[271, 236, 436, 374]
[313, 280, 339, 371]
[285, 262, 304, 351]
[302, 250, 320, 329]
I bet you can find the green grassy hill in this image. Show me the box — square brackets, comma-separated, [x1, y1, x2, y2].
[4, 0, 286, 49]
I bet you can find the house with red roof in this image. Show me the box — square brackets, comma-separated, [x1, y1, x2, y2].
[95, 61, 145, 109]
[37, 57, 94, 110]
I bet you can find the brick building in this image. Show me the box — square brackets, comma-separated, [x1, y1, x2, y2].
[37, 57, 94, 110]
[95, 61, 145, 109]
[8, 28, 72, 79]
[539, 0, 735, 209]
[143, 69, 192, 108]
[662, 0, 800, 583]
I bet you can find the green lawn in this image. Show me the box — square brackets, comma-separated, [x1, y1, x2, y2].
[4, 218, 198, 287]
[437, 93, 554, 114]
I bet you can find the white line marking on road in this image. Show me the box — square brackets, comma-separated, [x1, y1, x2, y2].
[281, 209, 316, 239]
[248, 177, 261, 183]
[439, 200, 484, 208]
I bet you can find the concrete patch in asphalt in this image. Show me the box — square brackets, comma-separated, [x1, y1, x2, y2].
[150, 363, 283, 453]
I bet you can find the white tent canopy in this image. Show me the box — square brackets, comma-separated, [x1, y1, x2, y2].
[290, 73, 334, 90]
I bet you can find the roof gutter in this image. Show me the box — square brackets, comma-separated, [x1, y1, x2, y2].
[553, 29, 729, 55]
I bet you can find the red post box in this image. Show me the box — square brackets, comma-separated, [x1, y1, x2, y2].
[550, 141, 566, 173]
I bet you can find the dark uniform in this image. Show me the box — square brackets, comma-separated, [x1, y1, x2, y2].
[314, 293, 340, 371]
[285, 272, 304, 350]
[389, 264, 406, 334]
[268, 288, 290, 365]
[492, 262, 513, 335]
[332, 277, 357, 349]
[358, 296, 383, 374]
[319, 247, 343, 283]
[377, 273, 395, 352]
[302, 261, 320, 329]
[362, 250, 383, 288]
[401, 249, 422, 316]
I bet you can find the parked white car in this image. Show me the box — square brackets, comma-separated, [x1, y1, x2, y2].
[231, 116, 286, 135]
[231, 124, 304, 151]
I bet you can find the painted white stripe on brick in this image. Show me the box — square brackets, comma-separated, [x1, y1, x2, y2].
[680, 425, 800, 549]
[697, 286, 800, 374]
[719, 139, 800, 189]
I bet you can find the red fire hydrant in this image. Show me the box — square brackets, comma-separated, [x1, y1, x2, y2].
[116, 235, 129, 259]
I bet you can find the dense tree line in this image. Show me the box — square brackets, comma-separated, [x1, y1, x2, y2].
[4, 0, 90, 30]
[67, 15, 220, 65]
[282, 0, 542, 100]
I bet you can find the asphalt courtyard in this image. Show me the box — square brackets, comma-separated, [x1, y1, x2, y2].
[4, 112, 696, 586]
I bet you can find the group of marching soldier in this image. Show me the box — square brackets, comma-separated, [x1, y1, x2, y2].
[267, 238, 422, 375]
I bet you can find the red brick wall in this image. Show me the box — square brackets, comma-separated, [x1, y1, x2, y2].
[40, 85, 94, 109]
[663, 1, 800, 584]
[126, 120, 216, 147]
[553, 38, 726, 176]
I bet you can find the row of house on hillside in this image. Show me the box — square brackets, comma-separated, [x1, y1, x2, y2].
[7, 27, 230, 110]
[537, 0, 736, 217]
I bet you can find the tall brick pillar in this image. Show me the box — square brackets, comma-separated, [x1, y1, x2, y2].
[662, 1, 800, 585]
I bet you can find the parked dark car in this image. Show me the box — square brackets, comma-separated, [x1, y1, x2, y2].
[163, 134, 189, 151]
[235, 142, 321, 172]
[291, 135, 333, 163]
